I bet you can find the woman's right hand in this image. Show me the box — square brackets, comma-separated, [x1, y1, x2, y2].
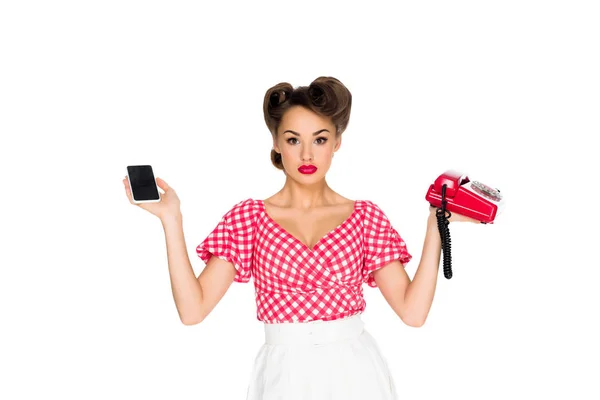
[123, 176, 181, 221]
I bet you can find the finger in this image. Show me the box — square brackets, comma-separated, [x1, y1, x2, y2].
[124, 187, 135, 205]
[123, 182, 138, 205]
[156, 177, 169, 190]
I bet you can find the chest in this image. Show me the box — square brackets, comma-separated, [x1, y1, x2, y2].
[254, 210, 364, 288]
[254, 200, 364, 288]
[264, 203, 356, 250]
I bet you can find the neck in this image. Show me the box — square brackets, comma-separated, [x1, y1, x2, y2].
[275, 175, 337, 209]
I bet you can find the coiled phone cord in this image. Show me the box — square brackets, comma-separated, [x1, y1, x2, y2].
[436, 184, 453, 279]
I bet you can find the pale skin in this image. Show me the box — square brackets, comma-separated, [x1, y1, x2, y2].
[122, 105, 479, 327]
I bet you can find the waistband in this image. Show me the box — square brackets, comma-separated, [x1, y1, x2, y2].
[264, 313, 365, 346]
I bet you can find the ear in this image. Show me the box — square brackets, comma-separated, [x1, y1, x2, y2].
[272, 137, 280, 154]
[333, 134, 342, 152]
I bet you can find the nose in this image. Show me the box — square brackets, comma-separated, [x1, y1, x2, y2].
[301, 146, 313, 162]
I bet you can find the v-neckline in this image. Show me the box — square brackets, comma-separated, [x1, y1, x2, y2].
[258, 199, 360, 252]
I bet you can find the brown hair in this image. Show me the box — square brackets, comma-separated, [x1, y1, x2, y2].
[263, 76, 352, 171]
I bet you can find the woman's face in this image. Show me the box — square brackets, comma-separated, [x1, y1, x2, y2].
[274, 106, 341, 180]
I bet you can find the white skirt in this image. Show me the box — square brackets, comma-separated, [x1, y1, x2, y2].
[246, 313, 398, 400]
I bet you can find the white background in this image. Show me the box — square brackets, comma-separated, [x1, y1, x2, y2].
[1, 1, 598, 399]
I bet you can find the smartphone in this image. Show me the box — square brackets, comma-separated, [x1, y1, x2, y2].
[126, 165, 161, 204]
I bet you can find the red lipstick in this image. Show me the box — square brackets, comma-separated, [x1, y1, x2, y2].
[298, 165, 317, 174]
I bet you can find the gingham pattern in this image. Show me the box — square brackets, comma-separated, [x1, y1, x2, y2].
[196, 198, 412, 323]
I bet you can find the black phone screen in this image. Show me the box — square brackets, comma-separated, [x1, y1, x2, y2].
[127, 165, 160, 201]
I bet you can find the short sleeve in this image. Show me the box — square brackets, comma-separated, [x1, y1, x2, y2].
[362, 201, 412, 288]
[195, 198, 258, 283]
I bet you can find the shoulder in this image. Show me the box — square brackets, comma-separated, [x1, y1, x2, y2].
[221, 198, 262, 230]
[225, 198, 261, 216]
[357, 199, 393, 228]
[356, 199, 387, 217]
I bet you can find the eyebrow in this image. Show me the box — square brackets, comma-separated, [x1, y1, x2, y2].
[282, 129, 330, 136]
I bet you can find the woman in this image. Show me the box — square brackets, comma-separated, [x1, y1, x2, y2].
[123, 76, 478, 399]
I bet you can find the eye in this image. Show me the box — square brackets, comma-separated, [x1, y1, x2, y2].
[286, 137, 328, 145]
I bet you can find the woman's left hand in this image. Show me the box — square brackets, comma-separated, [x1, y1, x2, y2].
[429, 205, 481, 223]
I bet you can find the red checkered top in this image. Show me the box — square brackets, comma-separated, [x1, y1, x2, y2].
[196, 198, 412, 323]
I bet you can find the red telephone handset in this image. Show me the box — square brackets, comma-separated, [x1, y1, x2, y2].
[425, 170, 504, 224]
[425, 170, 504, 279]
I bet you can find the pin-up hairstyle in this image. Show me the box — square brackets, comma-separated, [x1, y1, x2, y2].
[263, 76, 352, 171]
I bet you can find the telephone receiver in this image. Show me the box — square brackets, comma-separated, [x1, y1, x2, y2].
[425, 170, 505, 279]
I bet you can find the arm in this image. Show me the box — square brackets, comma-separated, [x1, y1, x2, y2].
[161, 213, 237, 325]
[372, 212, 441, 327]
